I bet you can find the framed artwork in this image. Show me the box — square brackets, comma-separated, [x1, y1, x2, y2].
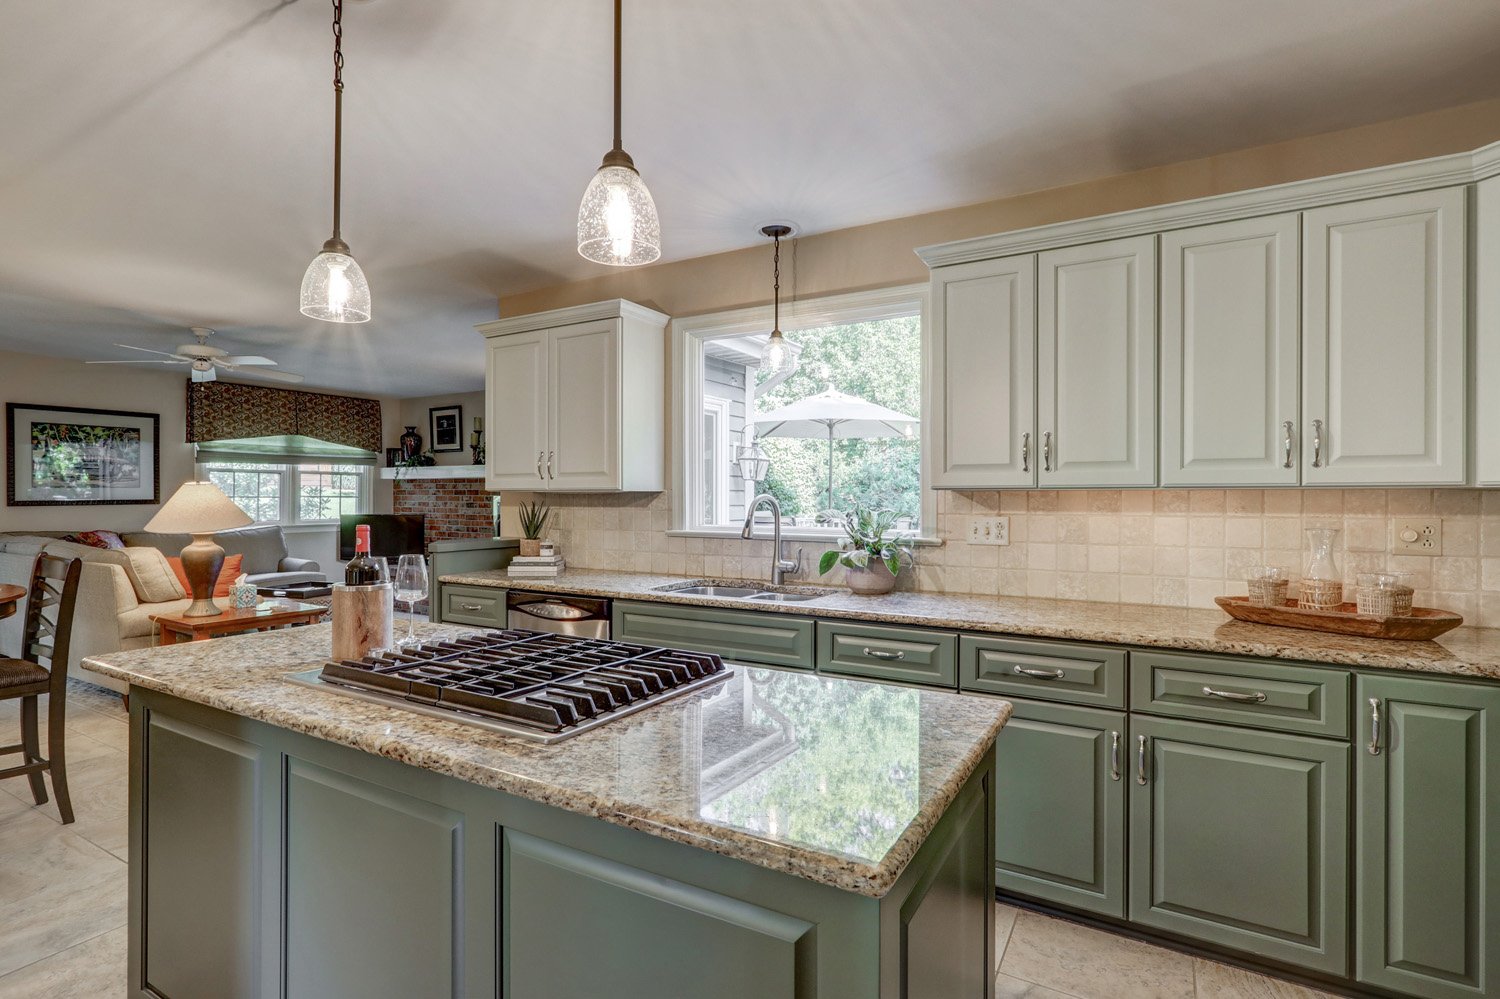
[6, 403, 160, 506]
[429, 405, 463, 453]
[385, 447, 403, 467]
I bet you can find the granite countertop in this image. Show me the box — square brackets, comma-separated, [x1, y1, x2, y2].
[82, 622, 1010, 898]
[444, 569, 1500, 681]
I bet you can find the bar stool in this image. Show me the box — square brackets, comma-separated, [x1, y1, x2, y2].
[0, 554, 82, 823]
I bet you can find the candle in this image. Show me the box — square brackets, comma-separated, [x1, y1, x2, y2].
[473, 416, 483, 432]
[470, 431, 479, 446]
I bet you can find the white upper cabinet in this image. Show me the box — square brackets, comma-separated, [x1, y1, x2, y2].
[479, 300, 667, 493]
[929, 255, 1037, 488]
[1302, 189, 1466, 485]
[1160, 214, 1300, 487]
[1476, 177, 1500, 486]
[1037, 236, 1158, 487]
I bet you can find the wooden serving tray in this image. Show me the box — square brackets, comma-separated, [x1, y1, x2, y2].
[1215, 596, 1463, 641]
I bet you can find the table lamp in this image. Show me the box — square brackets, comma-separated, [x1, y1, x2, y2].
[144, 481, 253, 616]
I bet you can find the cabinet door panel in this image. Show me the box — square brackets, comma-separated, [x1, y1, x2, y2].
[1356, 674, 1500, 998]
[1303, 188, 1466, 484]
[1129, 717, 1348, 974]
[994, 699, 1126, 917]
[930, 256, 1037, 488]
[1161, 215, 1299, 486]
[486, 331, 549, 490]
[548, 319, 620, 490]
[1038, 235, 1157, 486]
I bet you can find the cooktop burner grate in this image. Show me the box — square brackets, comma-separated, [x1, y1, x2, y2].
[288, 629, 731, 742]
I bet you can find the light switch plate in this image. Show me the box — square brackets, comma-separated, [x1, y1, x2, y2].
[968, 517, 1009, 546]
[1392, 518, 1442, 555]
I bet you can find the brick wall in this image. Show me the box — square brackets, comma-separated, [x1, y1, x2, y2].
[392, 478, 494, 548]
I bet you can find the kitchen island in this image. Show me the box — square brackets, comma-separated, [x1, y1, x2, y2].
[84, 622, 1011, 999]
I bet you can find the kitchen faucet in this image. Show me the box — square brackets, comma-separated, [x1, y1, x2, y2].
[741, 494, 803, 585]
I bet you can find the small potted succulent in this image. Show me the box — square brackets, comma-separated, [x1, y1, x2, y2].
[818, 505, 913, 595]
[517, 499, 551, 557]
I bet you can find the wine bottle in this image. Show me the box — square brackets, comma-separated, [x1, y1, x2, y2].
[344, 524, 381, 586]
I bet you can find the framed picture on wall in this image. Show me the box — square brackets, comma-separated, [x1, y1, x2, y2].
[429, 405, 463, 453]
[6, 403, 160, 506]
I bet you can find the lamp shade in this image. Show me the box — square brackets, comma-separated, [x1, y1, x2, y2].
[145, 482, 254, 535]
[300, 250, 372, 323]
[577, 164, 661, 266]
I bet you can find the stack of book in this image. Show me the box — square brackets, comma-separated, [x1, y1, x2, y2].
[507, 554, 565, 578]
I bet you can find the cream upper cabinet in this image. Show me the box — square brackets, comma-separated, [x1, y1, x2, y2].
[1160, 214, 1300, 487]
[1476, 177, 1500, 486]
[1037, 235, 1158, 487]
[479, 300, 667, 493]
[1302, 189, 1466, 485]
[929, 255, 1037, 488]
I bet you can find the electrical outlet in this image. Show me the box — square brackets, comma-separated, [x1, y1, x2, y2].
[1392, 518, 1442, 555]
[968, 517, 1009, 546]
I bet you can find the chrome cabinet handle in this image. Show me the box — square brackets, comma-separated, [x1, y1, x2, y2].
[1202, 685, 1267, 703]
[459, 602, 484, 612]
[1012, 664, 1065, 680]
[1109, 731, 1121, 782]
[536, 451, 544, 480]
[1311, 419, 1324, 468]
[1021, 432, 1031, 473]
[1282, 421, 1295, 469]
[1136, 734, 1148, 785]
[1042, 431, 1053, 472]
[1368, 697, 1382, 756]
[863, 647, 905, 661]
[546, 450, 555, 479]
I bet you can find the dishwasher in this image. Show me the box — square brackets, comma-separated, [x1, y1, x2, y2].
[505, 591, 612, 638]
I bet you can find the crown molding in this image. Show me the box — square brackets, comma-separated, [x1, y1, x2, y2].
[476, 299, 670, 338]
[918, 139, 1500, 268]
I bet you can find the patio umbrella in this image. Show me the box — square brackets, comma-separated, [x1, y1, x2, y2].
[754, 384, 918, 511]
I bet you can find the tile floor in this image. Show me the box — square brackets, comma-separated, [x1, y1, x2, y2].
[0, 680, 1344, 999]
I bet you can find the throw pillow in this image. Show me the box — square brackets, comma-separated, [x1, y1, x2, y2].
[167, 553, 244, 599]
[120, 546, 188, 603]
[63, 530, 126, 550]
[39, 539, 145, 597]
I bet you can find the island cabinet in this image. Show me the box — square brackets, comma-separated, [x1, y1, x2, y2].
[1355, 674, 1500, 999]
[478, 300, 668, 493]
[129, 687, 999, 999]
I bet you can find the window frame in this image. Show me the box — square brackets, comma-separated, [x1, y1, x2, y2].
[196, 459, 373, 529]
[669, 283, 933, 542]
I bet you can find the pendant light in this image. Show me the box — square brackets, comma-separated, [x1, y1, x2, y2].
[300, 0, 372, 323]
[758, 224, 795, 378]
[576, 0, 661, 266]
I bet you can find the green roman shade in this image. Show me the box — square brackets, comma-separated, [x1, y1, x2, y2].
[193, 435, 377, 465]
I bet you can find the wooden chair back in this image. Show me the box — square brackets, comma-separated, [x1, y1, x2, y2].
[21, 554, 82, 693]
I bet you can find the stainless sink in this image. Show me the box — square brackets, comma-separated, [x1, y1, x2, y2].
[742, 591, 824, 603]
[667, 585, 766, 598]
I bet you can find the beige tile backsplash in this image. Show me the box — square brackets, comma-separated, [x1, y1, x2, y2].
[538, 488, 1500, 628]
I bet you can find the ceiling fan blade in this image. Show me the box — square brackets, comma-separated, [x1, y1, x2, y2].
[85, 359, 184, 366]
[240, 368, 304, 384]
[222, 355, 277, 366]
[113, 343, 183, 359]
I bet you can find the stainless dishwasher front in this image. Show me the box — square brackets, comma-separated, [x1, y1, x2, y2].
[505, 591, 611, 638]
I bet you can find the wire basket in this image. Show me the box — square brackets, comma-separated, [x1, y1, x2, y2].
[1299, 578, 1344, 611]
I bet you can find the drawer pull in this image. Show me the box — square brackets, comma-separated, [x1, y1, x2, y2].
[459, 602, 485, 612]
[1109, 731, 1121, 782]
[1012, 664, 1066, 680]
[1201, 685, 1267, 703]
[1368, 697, 1382, 756]
[862, 647, 905, 661]
[1136, 734, 1148, 785]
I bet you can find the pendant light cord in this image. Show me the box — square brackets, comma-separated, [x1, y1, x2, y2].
[772, 230, 782, 334]
[612, 0, 623, 153]
[329, 0, 345, 244]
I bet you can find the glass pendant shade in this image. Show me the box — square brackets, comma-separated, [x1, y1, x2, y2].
[300, 249, 371, 323]
[577, 163, 661, 266]
[759, 331, 793, 378]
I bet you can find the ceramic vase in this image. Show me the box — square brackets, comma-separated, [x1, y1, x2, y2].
[845, 561, 898, 596]
[399, 426, 423, 460]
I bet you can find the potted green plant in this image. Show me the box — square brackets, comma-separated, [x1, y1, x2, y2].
[517, 500, 551, 557]
[818, 506, 913, 595]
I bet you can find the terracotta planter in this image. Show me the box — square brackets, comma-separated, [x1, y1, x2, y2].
[518, 539, 543, 557]
[845, 561, 898, 596]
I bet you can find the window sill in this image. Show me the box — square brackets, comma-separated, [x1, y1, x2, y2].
[667, 528, 940, 547]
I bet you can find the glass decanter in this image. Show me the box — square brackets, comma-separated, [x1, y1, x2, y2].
[1301, 526, 1343, 610]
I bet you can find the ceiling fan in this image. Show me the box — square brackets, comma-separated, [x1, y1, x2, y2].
[86, 328, 304, 384]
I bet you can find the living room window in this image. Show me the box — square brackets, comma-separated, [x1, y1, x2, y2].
[672, 285, 931, 539]
[198, 461, 370, 527]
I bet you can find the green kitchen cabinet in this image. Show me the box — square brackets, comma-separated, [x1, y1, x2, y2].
[1128, 716, 1349, 975]
[993, 697, 1127, 918]
[1356, 674, 1500, 998]
[612, 600, 815, 669]
[816, 620, 958, 688]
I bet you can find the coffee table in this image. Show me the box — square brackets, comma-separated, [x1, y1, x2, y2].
[152, 601, 329, 645]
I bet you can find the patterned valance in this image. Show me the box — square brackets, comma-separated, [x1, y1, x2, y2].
[185, 382, 382, 454]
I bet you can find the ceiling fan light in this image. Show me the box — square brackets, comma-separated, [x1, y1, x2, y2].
[577, 163, 660, 266]
[299, 249, 371, 323]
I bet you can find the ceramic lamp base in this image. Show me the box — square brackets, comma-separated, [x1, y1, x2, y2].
[181, 534, 225, 617]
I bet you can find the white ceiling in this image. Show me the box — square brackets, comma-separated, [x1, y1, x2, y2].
[3, 0, 1499, 397]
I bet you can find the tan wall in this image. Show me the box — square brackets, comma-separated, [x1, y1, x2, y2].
[397, 391, 486, 467]
[503, 96, 1500, 319]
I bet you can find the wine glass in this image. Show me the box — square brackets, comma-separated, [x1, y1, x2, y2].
[394, 554, 428, 648]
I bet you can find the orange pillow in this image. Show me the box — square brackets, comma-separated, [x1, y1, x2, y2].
[166, 553, 244, 599]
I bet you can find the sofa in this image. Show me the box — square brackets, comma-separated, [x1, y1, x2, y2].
[0, 525, 323, 694]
